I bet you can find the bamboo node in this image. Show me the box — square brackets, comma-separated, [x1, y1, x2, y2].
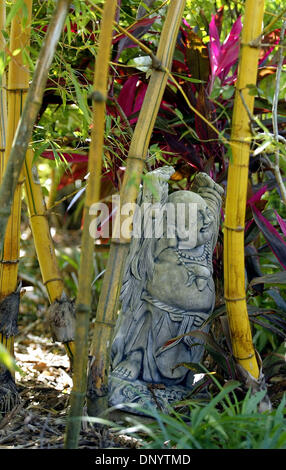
[233, 352, 255, 361]
[43, 277, 63, 286]
[241, 38, 262, 48]
[93, 319, 115, 328]
[230, 137, 251, 145]
[127, 155, 146, 162]
[223, 224, 245, 232]
[224, 295, 247, 302]
[91, 90, 106, 103]
[3, 86, 29, 93]
[29, 213, 47, 219]
[76, 303, 90, 314]
[151, 55, 163, 71]
[0, 259, 19, 265]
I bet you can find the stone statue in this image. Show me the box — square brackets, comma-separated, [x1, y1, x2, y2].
[108, 167, 224, 413]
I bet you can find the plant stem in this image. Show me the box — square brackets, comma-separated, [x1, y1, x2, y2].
[272, 20, 286, 205]
[87, 0, 186, 418]
[64, 0, 118, 449]
[0, 0, 32, 306]
[0, 0, 73, 245]
[0, 2, 7, 180]
[224, 0, 264, 379]
[0, 0, 32, 408]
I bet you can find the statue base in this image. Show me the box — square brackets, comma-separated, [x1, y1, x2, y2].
[108, 374, 192, 415]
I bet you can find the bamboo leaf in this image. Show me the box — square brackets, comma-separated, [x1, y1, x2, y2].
[5, 0, 27, 27]
[68, 66, 91, 124]
[0, 343, 21, 374]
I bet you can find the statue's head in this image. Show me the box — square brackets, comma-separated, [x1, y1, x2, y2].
[167, 190, 215, 247]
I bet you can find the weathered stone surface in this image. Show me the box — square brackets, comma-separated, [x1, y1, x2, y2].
[109, 168, 223, 413]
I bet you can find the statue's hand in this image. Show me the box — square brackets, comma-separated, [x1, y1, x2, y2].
[146, 165, 175, 182]
[193, 172, 224, 196]
[143, 166, 175, 204]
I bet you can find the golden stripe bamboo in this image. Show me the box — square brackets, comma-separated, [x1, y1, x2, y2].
[87, 0, 186, 417]
[10, 2, 76, 362]
[224, 0, 265, 379]
[24, 153, 64, 302]
[0, 2, 7, 180]
[23, 151, 76, 361]
[0, 0, 32, 395]
[0, 0, 32, 313]
[64, 0, 118, 449]
[0, 0, 73, 244]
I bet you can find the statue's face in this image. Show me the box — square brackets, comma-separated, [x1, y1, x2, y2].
[196, 202, 215, 246]
[173, 197, 214, 248]
[166, 190, 215, 248]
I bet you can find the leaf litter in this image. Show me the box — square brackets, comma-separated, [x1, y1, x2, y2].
[0, 320, 139, 449]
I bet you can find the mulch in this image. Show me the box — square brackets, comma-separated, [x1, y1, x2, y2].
[0, 319, 140, 449]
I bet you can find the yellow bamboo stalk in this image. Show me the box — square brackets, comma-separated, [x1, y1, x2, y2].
[87, 0, 186, 417]
[5, 0, 75, 363]
[24, 154, 64, 302]
[0, 0, 74, 364]
[23, 151, 76, 361]
[0, 0, 32, 316]
[0, 2, 7, 181]
[0, 0, 73, 246]
[224, 0, 265, 379]
[0, 0, 32, 410]
[64, 0, 118, 449]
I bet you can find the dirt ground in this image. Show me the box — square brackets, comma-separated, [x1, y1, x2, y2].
[0, 319, 140, 449]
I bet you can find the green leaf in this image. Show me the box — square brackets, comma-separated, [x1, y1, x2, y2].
[68, 66, 92, 124]
[250, 271, 286, 286]
[0, 343, 21, 374]
[0, 51, 5, 77]
[6, 0, 27, 27]
[128, 56, 152, 72]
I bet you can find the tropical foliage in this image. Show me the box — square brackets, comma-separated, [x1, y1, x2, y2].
[0, 0, 286, 450]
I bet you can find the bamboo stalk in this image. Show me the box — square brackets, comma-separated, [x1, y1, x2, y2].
[0, 0, 32, 410]
[87, 0, 186, 417]
[0, 0, 73, 245]
[64, 0, 118, 449]
[23, 150, 76, 362]
[0, 0, 32, 301]
[224, 0, 264, 379]
[9, 0, 76, 362]
[0, 2, 7, 180]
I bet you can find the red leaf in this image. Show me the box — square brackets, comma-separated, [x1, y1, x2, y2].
[209, 16, 242, 89]
[117, 75, 139, 117]
[117, 76, 147, 124]
[252, 206, 286, 270]
[112, 16, 158, 44]
[275, 210, 286, 237]
[217, 17, 242, 80]
[247, 185, 267, 206]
